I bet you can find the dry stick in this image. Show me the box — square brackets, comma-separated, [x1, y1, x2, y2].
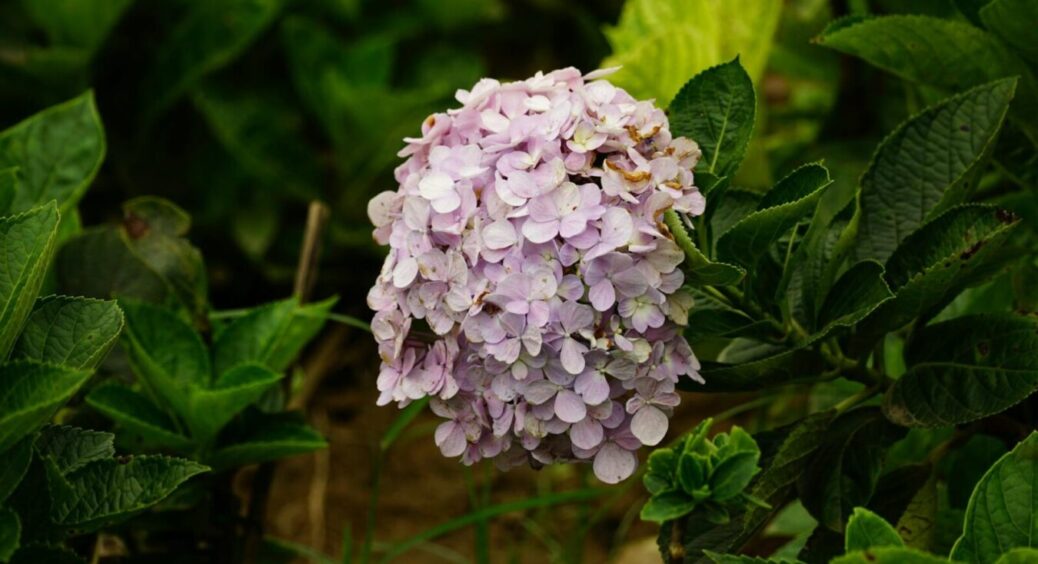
[308, 407, 332, 551]
[243, 201, 331, 561]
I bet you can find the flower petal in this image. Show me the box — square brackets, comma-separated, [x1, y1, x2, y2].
[630, 405, 668, 446]
[593, 443, 637, 484]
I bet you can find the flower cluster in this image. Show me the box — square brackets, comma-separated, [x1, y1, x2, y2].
[367, 67, 705, 483]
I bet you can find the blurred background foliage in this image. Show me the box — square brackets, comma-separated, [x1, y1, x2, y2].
[3, 0, 1034, 561]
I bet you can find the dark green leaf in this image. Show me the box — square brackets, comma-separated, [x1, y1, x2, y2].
[716, 163, 832, 268]
[0, 435, 34, 502]
[143, 0, 283, 119]
[0, 203, 60, 358]
[120, 300, 210, 417]
[207, 415, 325, 469]
[979, 0, 1038, 66]
[0, 168, 18, 216]
[851, 78, 1016, 263]
[35, 425, 114, 475]
[895, 473, 937, 551]
[56, 227, 171, 305]
[995, 548, 1038, 563]
[669, 57, 756, 177]
[851, 205, 1021, 353]
[797, 408, 906, 531]
[0, 507, 18, 562]
[845, 507, 903, 552]
[704, 551, 802, 563]
[21, 0, 133, 54]
[946, 435, 1009, 509]
[691, 348, 828, 393]
[950, 431, 1038, 562]
[8, 546, 84, 564]
[184, 363, 282, 442]
[11, 296, 123, 369]
[0, 93, 104, 213]
[817, 16, 1038, 135]
[883, 314, 1038, 427]
[85, 383, 193, 451]
[0, 361, 90, 454]
[816, 260, 893, 331]
[212, 296, 335, 375]
[664, 210, 746, 287]
[45, 455, 207, 529]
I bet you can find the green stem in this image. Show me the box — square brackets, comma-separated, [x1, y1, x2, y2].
[833, 385, 879, 414]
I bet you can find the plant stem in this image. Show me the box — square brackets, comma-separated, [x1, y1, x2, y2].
[833, 385, 879, 414]
[668, 519, 686, 564]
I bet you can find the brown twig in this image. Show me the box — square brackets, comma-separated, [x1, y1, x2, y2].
[669, 519, 686, 563]
[242, 200, 330, 562]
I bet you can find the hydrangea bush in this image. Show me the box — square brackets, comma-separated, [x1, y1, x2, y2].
[367, 67, 706, 482]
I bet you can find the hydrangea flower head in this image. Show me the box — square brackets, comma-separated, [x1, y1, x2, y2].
[367, 67, 705, 483]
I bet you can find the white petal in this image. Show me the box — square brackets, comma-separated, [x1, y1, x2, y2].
[480, 109, 511, 133]
[630, 405, 668, 446]
[482, 220, 518, 250]
[593, 443, 637, 484]
[392, 257, 419, 288]
[419, 172, 455, 200]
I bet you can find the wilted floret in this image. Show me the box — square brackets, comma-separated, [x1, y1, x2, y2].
[367, 67, 705, 483]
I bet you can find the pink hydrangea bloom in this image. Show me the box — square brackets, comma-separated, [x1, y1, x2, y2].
[367, 67, 705, 484]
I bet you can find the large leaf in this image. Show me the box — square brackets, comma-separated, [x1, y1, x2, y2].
[211, 296, 334, 375]
[85, 383, 193, 451]
[980, 0, 1038, 65]
[142, 0, 283, 119]
[845, 507, 903, 552]
[884, 314, 1038, 427]
[45, 455, 207, 529]
[120, 300, 210, 417]
[816, 261, 893, 331]
[951, 432, 1038, 563]
[0, 361, 90, 454]
[183, 363, 282, 442]
[851, 78, 1016, 263]
[850, 205, 1021, 352]
[0, 93, 104, 213]
[207, 414, 325, 469]
[0, 507, 18, 563]
[797, 408, 906, 532]
[716, 163, 832, 268]
[34, 425, 115, 475]
[11, 296, 123, 369]
[692, 348, 828, 393]
[668, 58, 757, 177]
[0, 203, 60, 357]
[56, 227, 170, 304]
[816, 15, 1038, 135]
[601, 0, 780, 105]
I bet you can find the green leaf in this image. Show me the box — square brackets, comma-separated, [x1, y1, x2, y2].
[0, 203, 60, 358]
[710, 428, 762, 501]
[980, 0, 1038, 65]
[45, 454, 207, 529]
[85, 383, 193, 451]
[120, 300, 210, 417]
[895, 473, 938, 551]
[206, 416, 325, 469]
[0, 93, 104, 213]
[602, 0, 780, 105]
[797, 408, 907, 531]
[0, 361, 91, 454]
[0, 507, 18, 562]
[946, 435, 1009, 509]
[0, 168, 18, 216]
[664, 413, 835, 560]
[184, 363, 282, 442]
[640, 490, 698, 523]
[950, 432, 1038, 563]
[716, 163, 832, 267]
[665, 210, 745, 287]
[995, 548, 1038, 564]
[143, 0, 284, 119]
[668, 57, 757, 177]
[851, 78, 1017, 263]
[845, 507, 903, 552]
[883, 314, 1038, 427]
[816, 261, 893, 331]
[11, 296, 123, 369]
[704, 551, 802, 563]
[56, 227, 170, 305]
[212, 296, 334, 375]
[851, 205, 1021, 353]
[831, 546, 947, 563]
[816, 15, 1038, 135]
[0, 436, 34, 502]
[20, 0, 133, 55]
[120, 197, 208, 318]
[34, 425, 115, 476]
